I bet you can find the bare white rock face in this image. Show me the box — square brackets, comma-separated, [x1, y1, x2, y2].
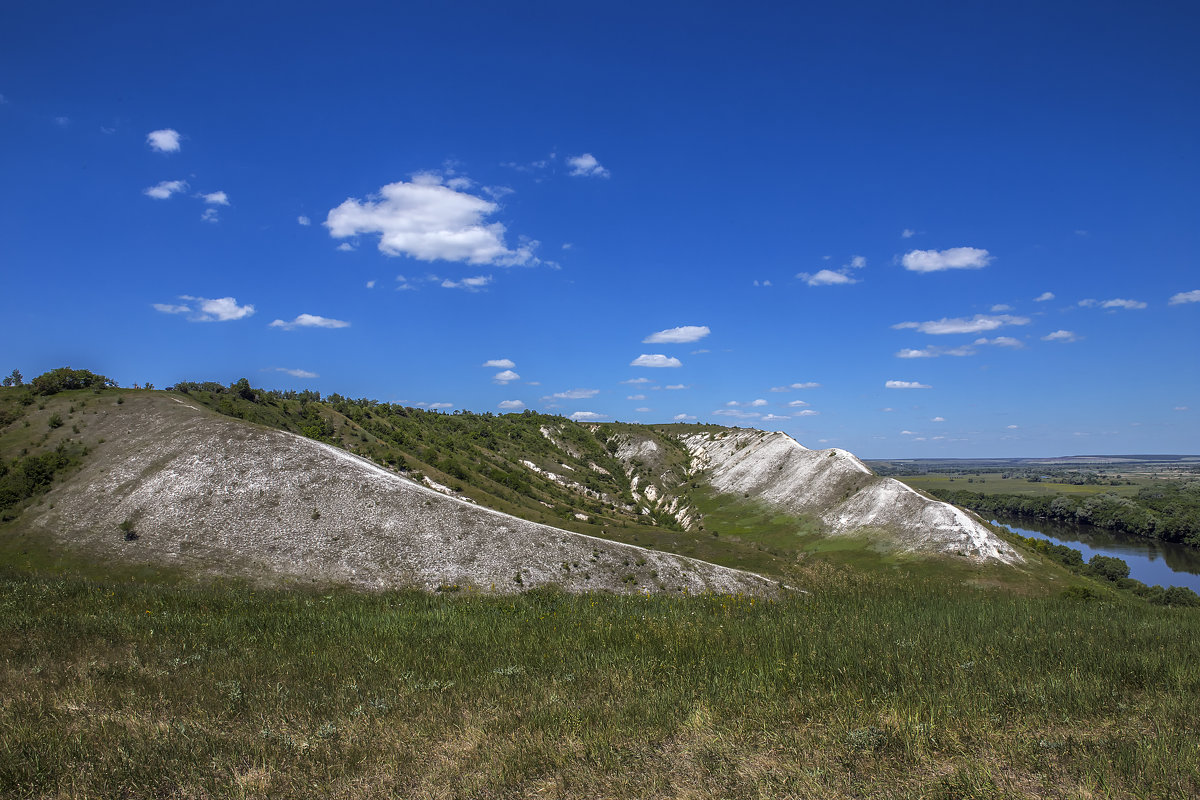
[682, 430, 1021, 564]
[29, 395, 780, 595]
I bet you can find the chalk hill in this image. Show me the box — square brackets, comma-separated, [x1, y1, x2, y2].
[21, 394, 777, 595]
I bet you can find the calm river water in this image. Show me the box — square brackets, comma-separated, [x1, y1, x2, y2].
[990, 514, 1200, 592]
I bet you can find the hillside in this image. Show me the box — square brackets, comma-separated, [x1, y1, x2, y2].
[0, 377, 1028, 595]
[8, 391, 775, 595]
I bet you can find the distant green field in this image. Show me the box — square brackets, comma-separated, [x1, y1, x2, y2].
[894, 472, 1146, 498]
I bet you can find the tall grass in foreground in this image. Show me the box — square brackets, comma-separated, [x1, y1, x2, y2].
[2, 563, 1198, 799]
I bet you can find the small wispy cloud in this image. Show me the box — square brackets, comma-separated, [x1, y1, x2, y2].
[973, 336, 1024, 348]
[550, 388, 599, 400]
[144, 179, 188, 199]
[570, 411, 609, 421]
[895, 345, 976, 359]
[620, 377, 653, 385]
[673, 413, 697, 421]
[769, 382, 820, 392]
[1168, 289, 1200, 306]
[147, 128, 181, 152]
[498, 400, 525, 410]
[567, 153, 609, 178]
[1042, 330, 1080, 342]
[153, 295, 254, 322]
[269, 314, 350, 330]
[892, 314, 1030, 335]
[1078, 298, 1147, 310]
[901, 229, 916, 238]
[1034, 291, 1055, 302]
[493, 369, 520, 384]
[440, 275, 492, 291]
[483, 358, 515, 369]
[631, 354, 682, 368]
[200, 191, 229, 205]
[298, 215, 311, 226]
[643, 325, 710, 343]
[267, 367, 319, 378]
[886, 380, 932, 389]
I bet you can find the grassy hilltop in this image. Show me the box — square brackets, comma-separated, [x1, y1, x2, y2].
[1, 372, 1199, 798]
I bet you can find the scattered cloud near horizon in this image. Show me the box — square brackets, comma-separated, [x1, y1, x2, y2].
[498, 400, 525, 410]
[569, 410, 609, 421]
[266, 367, 318, 378]
[769, 382, 820, 392]
[269, 313, 349, 330]
[901, 247, 991, 273]
[550, 388, 599, 400]
[153, 295, 254, 322]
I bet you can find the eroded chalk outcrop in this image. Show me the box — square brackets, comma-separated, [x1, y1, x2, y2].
[682, 430, 1021, 564]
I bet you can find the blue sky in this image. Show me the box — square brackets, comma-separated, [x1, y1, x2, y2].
[2, 1, 1197, 458]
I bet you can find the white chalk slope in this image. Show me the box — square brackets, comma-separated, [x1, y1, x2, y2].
[30, 395, 778, 595]
[683, 430, 1021, 564]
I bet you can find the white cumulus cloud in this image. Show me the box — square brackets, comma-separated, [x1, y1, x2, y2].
[144, 180, 188, 199]
[798, 269, 857, 286]
[1042, 330, 1079, 342]
[483, 359, 515, 368]
[567, 153, 609, 178]
[886, 380, 932, 389]
[570, 411, 609, 421]
[147, 129, 181, 152]
[901, 247, 991, 272]
[494, 370, 520, 384]
[1168, 289, 1200, 305]
[974, 336, 1024, 348]
[269, 314, 350, 330]
[297, 215, 311, 226]
[200, 191, 229, 205]
[631, 354, 682, 368]
[794, 409, 820, 416]
[326, 175, 537, 265]
[673, 413, 697, 421]
[498, 400, 525, 410]
[786, 400, 809, 408]
[1034, 291, 1055, 302]
[643, 325, 710, 343]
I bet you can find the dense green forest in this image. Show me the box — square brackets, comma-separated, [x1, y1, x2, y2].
[931, 486, 1200, 546]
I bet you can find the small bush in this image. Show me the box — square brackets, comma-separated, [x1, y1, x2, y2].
[47, 414, 64, 429]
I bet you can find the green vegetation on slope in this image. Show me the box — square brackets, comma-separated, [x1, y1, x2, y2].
[2, 539, 1198, 800]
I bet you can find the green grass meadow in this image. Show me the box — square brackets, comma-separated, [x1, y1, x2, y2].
[2, 533, 1199, 799]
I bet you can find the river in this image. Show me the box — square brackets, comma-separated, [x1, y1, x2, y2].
[990, 514, 1200, 592]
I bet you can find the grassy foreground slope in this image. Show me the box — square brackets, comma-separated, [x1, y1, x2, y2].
[3, 541, 1199, 799]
